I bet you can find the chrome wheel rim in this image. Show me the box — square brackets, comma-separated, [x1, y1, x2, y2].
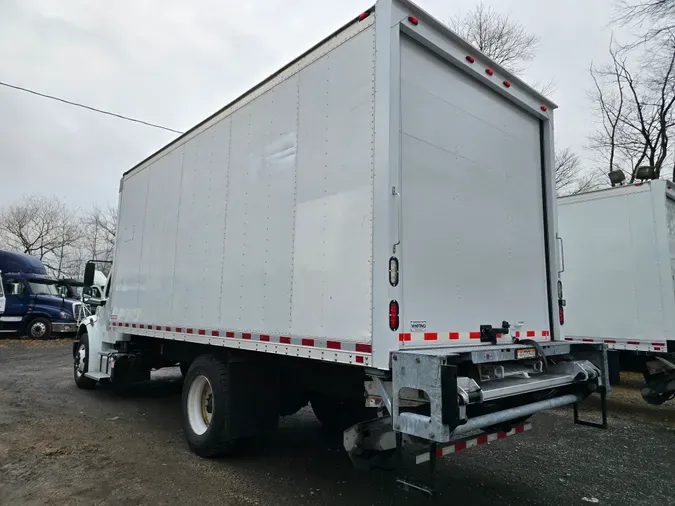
[31, 321, 47, 338]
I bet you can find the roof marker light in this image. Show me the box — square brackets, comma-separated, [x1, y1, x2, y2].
[466, 56, 475, 63]
[485, 68, 494, 76]
[408, 16, 419, 25]
[540, 105, 548, 112]
[358, 11, 370, 21]
[503, 80, 511, 88]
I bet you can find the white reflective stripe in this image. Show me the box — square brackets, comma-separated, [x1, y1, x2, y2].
[0, 316, 22, 322]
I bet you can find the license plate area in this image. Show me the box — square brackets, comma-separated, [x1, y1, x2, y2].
[516, 348, 536, 360]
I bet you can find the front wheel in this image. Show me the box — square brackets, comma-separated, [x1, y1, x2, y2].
[73, 333, 96, 389]
[181, 355, 239, 457]
[27, 317, 51, 339]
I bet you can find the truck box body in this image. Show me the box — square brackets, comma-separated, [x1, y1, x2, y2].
[559, 180, 675, 352]
[108, 0, 560, 371]
[77, 0, 610, 465]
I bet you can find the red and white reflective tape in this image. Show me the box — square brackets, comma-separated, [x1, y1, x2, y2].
[109, 321, 372, 364]
[399, 330, 550, 343]
[415, 423, 532, 464]
[564, 336, 668, 353]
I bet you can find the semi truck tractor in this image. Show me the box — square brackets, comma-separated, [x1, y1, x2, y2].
[559, 179, 675, 405]
[73, 0, 608, 491]
[0, 250, 80, 338]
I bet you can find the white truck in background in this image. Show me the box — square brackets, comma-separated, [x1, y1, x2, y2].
[559, 180, 675, 405]
[74, 0, 608, 492]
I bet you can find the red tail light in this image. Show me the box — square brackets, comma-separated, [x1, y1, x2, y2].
[389, 300, 399, 331]
[559, 304, 565, 326]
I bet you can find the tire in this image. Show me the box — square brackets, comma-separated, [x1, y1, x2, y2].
[181, 355, 239, 457]
[310, 392, 376, 432]
[27, 317, 51, 340]
[73, 333, 96, 389]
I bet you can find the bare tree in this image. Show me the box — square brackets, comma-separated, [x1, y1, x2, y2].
[80, 205, 117, 276]
[448, 3, 540, 73]
[556, 148, 601, 196]
[614, 0, 675, 46]
[588, 37, 675, 182]
[0, 195, 81, 274]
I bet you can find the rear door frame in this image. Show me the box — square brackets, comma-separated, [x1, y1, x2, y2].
[370, 0, 559, 370]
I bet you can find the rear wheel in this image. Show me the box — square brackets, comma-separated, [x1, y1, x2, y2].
[73, 333, 96, 389]
[181, 355, 239, 457]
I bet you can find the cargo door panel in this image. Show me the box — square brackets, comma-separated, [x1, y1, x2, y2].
[398, 36, 550, 341]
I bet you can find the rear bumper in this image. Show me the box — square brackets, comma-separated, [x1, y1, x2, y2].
[390, 341, 608, 443]
[52, 322, 77, 334]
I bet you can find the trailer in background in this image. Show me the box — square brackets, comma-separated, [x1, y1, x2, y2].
[559, 179, 675, 404]
[74, 0, 608, 493]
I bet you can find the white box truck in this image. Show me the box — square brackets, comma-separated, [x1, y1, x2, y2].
[74, 0, 608, 488]
[559, 179, 675, 405]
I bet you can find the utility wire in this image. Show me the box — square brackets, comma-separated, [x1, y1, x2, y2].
[0, 80, 184, 134]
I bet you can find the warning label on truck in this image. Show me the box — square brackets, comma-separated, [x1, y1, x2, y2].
[410, 320, 427, 332]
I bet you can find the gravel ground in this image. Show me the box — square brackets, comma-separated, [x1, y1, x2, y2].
[0, 340, 674, 506]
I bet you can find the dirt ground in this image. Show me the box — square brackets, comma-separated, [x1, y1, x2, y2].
[1, 340, 674, 506]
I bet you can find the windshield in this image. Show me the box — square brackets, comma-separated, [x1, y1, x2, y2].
[28, 281, 60, 296]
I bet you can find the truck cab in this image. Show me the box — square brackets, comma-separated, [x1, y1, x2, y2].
[57, 270, 106, 301]
[0, 250, 80, 339]
[57, 271, 107, 324]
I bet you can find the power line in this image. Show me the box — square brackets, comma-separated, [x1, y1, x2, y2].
[0, 80, 184, 134]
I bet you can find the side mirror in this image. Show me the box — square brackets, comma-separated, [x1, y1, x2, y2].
[83, 262, 96, 287]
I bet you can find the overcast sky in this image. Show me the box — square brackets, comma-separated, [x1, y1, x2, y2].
[0, 0, 618, 210]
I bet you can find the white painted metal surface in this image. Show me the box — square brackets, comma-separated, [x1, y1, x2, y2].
[559, 180, 675, 347]
[398, 35, 550, 339]
[112, 18, 376, 344]
[106, 0, 558, 370]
